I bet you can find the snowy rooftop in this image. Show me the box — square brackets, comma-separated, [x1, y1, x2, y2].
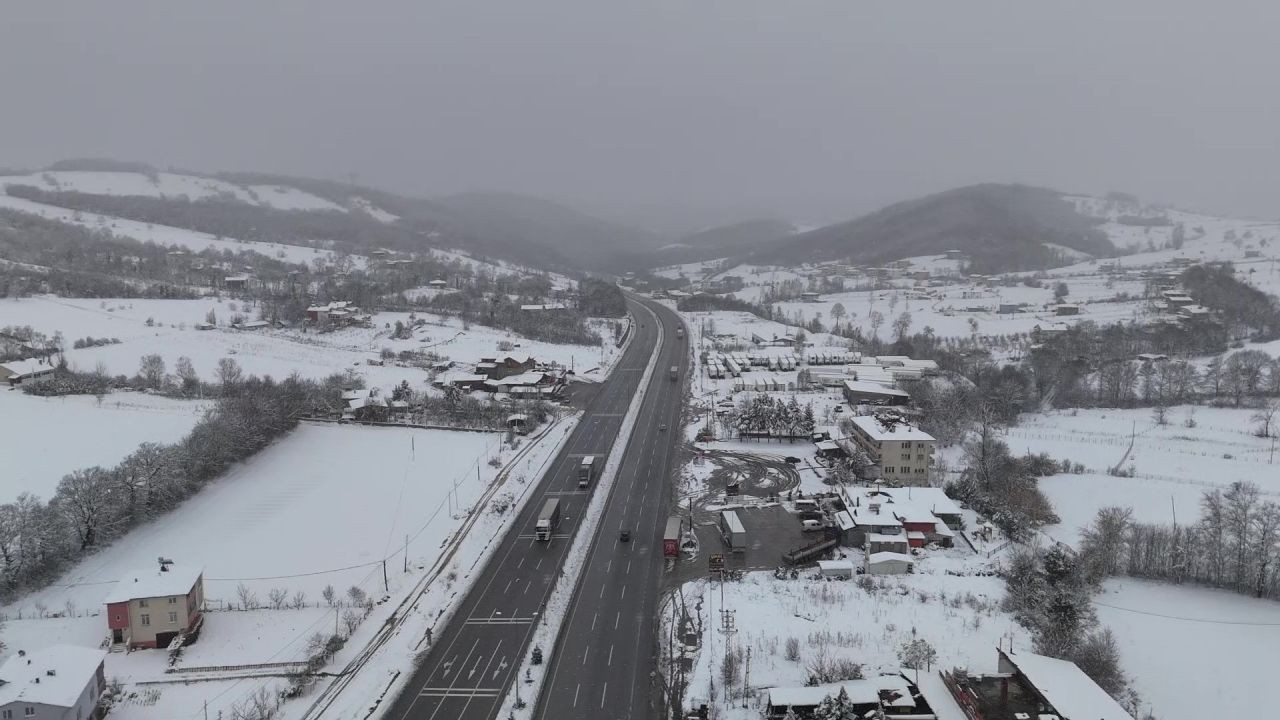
[850, 507, 903, 526]
[103, 564, 203, 604]
[866, 532, 908, 543]
[489, 371, 551, 386]
[849, 415, 934, 442]
[0, 358, 55, 377]
[841, 379, 909, 397]
[766, 675, 914, 708]
[0, 645, 105, 708]
[868, 551, 914, 564]
[1002, 649, 1135, 720]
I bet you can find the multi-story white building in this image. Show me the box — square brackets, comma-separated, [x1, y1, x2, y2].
[846, 415, 935, 484]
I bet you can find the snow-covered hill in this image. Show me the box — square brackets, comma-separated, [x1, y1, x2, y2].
[0, 170, 397, 219]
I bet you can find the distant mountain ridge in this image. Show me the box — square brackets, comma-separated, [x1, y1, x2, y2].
[747, 184, 1116, 274]
[649, 218, 795, 266]
[0, 161, 665, 273]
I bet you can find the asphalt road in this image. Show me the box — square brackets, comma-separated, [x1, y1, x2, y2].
[384, 296, 687, 720]
[533, 298, 687, 720]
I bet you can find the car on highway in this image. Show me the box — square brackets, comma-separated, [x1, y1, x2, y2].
[619, 529, 631, 542]
[659, 423, 668, 431]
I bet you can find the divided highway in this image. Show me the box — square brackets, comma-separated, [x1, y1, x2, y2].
[384, 297, 687, 720]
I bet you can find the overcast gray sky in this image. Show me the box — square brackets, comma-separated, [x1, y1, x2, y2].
[1, 1, 1277, 232]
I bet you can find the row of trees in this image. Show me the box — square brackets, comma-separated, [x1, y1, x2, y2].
[0, 373, 347, 598]
[1029, 323, 1280, 409]
[24, 355, 251, 400]
[732, 394, 817, 439]
[1078, 481, 1280, 600]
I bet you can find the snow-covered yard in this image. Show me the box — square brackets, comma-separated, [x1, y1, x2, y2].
[670, 553, 1019, 719]
[1, 390, 211, 502]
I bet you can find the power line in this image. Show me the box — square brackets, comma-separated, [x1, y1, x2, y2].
[1094, 600, 1280, 626]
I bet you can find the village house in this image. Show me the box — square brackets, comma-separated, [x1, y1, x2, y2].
[519, 303, 568, 312]
[483, 370, 564, 398]
[0, 358, 56, 386]
[942, 648, 1135, 720]
[475, 355, 537, 380]
[427, 279, 449, 289]
[103, 562, 204, 650]
[305, 301, 363, 326]
[223, 275, 250, 291]
[0, 645, 107, 720]
[843, 488, 957, 549]
[845, 415, 935, 484]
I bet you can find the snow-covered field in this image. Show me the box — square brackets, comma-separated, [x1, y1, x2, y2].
[0, 390, 211, 502]
[1001, 406, 1279, 544]
[1094, 578, 1280, 720]
[3, 423, 509, 616]
[0, 296, 621, 396]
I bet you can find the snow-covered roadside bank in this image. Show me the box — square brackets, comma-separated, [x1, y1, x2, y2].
[499, 301, 664, 719]
[293, 416, 580, 720]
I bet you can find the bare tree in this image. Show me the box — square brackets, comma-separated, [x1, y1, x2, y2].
[341, 608, 363, 636]
[1252, 401, 1279, 438]
[268, 587, 288, 610]
[236, 583, 259, 611]
[138, 354, 166, 389]
[216, 357, 244, 387]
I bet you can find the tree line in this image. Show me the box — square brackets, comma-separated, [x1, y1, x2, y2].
[1078, 481, 1280, 600]
[0, 372, 347, 599]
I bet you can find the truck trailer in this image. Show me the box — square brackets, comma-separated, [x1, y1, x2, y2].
[663, 516, 683, 557]
[577, 456, 596, 489]
[535, 498, 561, 541]
[720, 510, 746, 552]
[669, 365, 679, 381]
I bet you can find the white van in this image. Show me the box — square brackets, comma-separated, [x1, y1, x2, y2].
[801, 519, 824, 532]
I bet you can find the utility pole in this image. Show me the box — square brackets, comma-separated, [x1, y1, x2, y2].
[404, 534, 410, 572]
[382, 559, 389, 593]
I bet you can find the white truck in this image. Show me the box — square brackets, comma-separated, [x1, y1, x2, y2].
[577, 456, 596, 489]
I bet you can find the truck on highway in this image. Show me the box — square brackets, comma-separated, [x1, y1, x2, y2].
[663, 516, 683, 557]
[535, 498, 561, 541]
[676, 327, 685, 340]
[720, 510, 746, 552]
[577, 456, 596, 489]
[669, 365, 679, 381]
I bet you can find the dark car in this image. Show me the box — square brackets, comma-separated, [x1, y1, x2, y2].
[784, 456, 801, 464]
[659, 424, 668, 432]
[619, 530, 631, 542]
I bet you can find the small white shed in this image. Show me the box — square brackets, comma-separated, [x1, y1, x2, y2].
[867, 551, 913, 575]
